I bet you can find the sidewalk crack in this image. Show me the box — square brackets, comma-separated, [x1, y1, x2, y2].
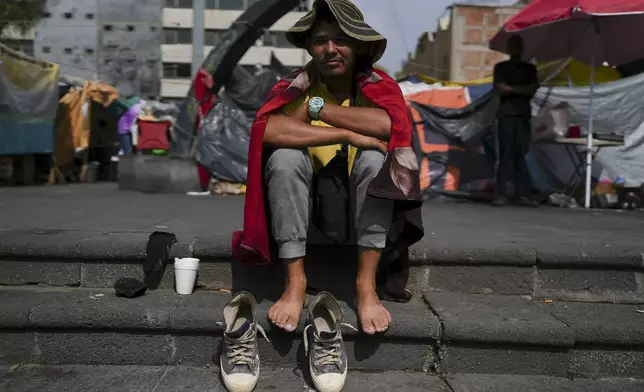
[151, 367, 170, 392]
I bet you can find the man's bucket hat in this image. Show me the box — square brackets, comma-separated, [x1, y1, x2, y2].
[285, 0, 387, 65]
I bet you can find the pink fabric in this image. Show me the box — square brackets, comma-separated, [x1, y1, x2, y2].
[489, 0, 644, 66]
[193, 68, 217, 190]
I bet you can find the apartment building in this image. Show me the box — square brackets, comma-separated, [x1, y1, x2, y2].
[403, 1, 524, 82]
[0, 0, 311, 100]
[161, 0, 312, 99]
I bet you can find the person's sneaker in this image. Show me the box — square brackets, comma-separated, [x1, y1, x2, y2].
[304, 291, 356, 392]
[492, 195, 507, 207]
[220, 291, 267, 392]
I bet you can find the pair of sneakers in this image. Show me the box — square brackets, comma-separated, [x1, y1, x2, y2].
[220, 291, 352, 392]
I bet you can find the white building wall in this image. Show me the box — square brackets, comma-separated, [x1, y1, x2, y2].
[160, 4, 312, 99]
[3, 0, 313, 100]
[31, 0, 163, 98]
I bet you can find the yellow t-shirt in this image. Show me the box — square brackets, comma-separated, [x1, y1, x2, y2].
[281, 81, 377, 175]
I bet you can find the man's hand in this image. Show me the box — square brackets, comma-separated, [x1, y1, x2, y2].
[346, 131, 387, 154]
[497, 83, 513, 95]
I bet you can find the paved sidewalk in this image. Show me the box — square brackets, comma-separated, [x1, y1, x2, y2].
[1, 365, 643, 392]
[0, 184, 643, 260]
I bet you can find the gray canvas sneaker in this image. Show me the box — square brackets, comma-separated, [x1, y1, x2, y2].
[220, 291, 267, 392]
[304, 291, 357, 392]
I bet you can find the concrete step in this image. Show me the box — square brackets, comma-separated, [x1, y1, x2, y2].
[2, 365, 644, 392]
[117, 155, 202, 194]
[1, 287, 643, 379]
[1, 230, 643, 303]
[0, 287, 439, 372]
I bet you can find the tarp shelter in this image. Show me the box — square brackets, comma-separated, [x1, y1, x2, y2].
[51, 82, 119, 183]
[194, 65, 282, 183]
[406, 69, 644, 200]
[530, 71, 644, 191]
[405, 87, 496, 198]
[0, 43, 59, 155]
[402, 58, 621, 110]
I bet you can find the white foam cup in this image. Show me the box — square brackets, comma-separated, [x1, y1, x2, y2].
[174, 257, 200, 295]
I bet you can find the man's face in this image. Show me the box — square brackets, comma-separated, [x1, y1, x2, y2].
[308, 20, 358, 78]
[507, 36, 524, 57]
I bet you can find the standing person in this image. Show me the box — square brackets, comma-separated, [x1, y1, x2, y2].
[225, 1, 423, 391]
[493, 34, 540, 206]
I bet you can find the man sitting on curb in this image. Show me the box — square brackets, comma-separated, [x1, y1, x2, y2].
[232, 0, 423, 337]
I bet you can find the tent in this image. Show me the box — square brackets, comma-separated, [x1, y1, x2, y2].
[50, 81, 120, 183]
[194, 63, 284, 185]
[0, 43, 60, 155]
[404, 86, 497, 198]
[405, 68, 644, 202]
[401, 58, 622, 113]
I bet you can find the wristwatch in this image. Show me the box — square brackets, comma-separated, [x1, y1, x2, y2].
[308, 96, 325, 120]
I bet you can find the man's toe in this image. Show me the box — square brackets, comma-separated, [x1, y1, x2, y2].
[383, 308, 392, 323]
[362, 318, 377, 334]
[277, 312, 289, 327]
[284, 314, 297, 332]
[376, 316, 388, 332]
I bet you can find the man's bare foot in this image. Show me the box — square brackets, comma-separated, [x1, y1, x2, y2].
[268, 279, 306, 332]
[356, 287, 391, 335]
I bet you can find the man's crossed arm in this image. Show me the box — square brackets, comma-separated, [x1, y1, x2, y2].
[494, 63, 540, 98]
[263, 102, 390, 153]
[317, 103, 391, 141]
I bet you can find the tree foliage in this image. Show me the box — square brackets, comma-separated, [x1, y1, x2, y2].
[0, 0, 47, 36]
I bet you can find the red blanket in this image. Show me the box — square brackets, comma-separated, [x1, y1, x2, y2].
[232, 67, 423, 265]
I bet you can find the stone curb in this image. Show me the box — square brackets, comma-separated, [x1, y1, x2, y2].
[2, 288, 644, 378]
[1, 229, 642, 268]
[0, 287, 440, 340]
[2, 288, 643, 347]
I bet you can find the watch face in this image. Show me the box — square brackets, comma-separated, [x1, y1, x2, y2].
[310, 97, 323, 109]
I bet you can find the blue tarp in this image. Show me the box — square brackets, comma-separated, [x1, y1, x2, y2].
[0, 118, 54, 155]
[0, 44, 59, 155]
[466, 83, 494, 102]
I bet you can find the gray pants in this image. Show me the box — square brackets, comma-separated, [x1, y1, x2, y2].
[265, 148, 394, 260]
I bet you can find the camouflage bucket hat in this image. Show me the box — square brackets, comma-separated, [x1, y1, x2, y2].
[285, 0, 387, 65]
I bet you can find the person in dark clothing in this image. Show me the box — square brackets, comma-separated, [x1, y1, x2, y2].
[493, 35, 540, 207]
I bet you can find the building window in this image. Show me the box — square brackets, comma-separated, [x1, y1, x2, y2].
[263, 32, 293, 48]
[218, 0, 244, 10]
[204, 0, 264, 9]
[205, 29, 225, 45]
[165, 0, 193, 8]
[274, 32, 291, 48]
[164, 28, 192, 44]
[163, 63, 192, 78]
[172, 0, 308, 10]
[262, 32, 274, 47]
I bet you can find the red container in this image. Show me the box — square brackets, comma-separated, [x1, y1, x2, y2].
[137, 120, 172, 151]
[568, 125, 581, 138]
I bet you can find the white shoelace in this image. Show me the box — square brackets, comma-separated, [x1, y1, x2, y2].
[225, 324, 269, 365]
[303, 323, 357, 366]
